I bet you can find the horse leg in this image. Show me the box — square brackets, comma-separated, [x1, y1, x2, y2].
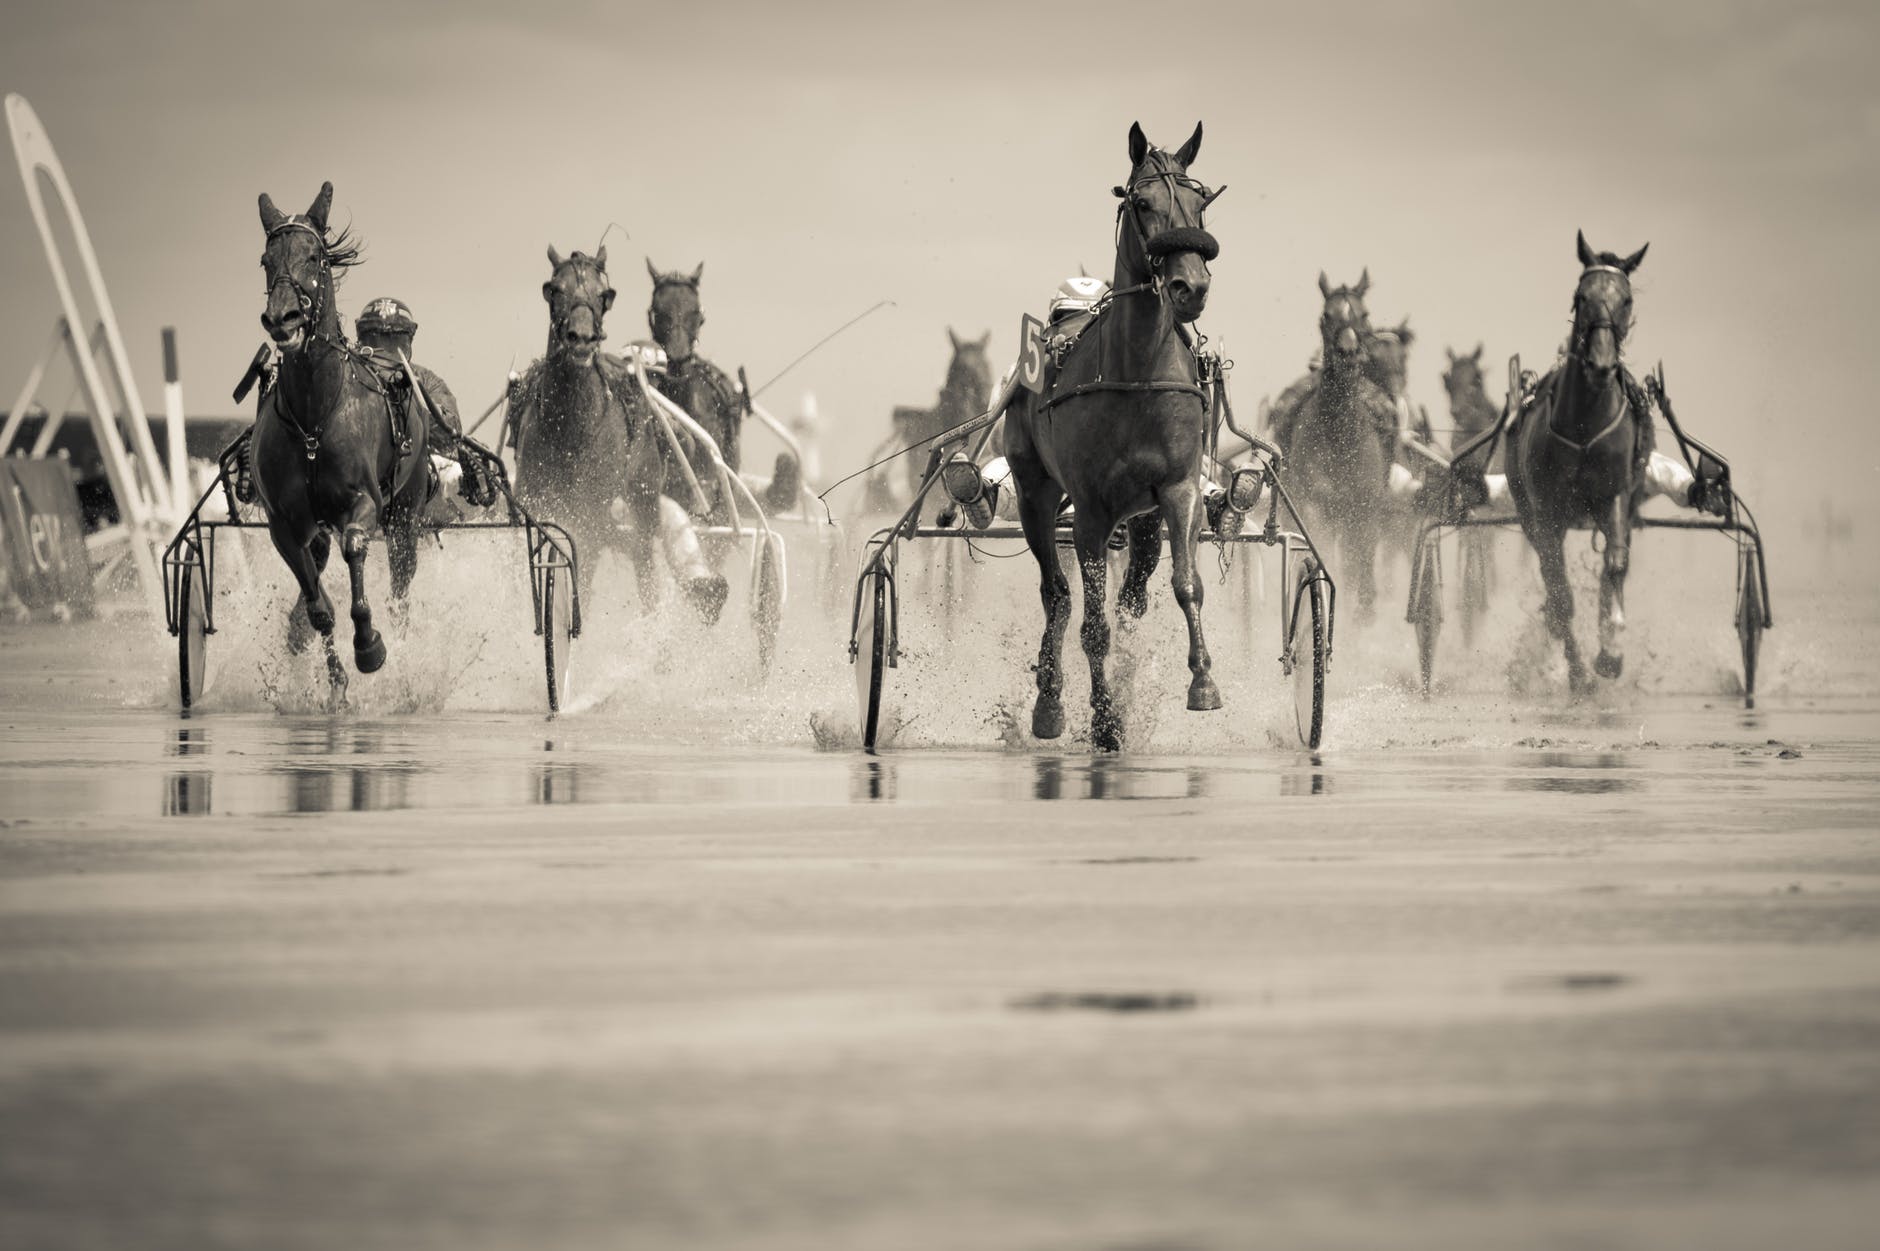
[1594, 496, 1630, 679]
[1015, 472, 1070, 740]
[286, 528, 334, 655]
[339, 496, 388, 674]
[1071, 509, 1122, 751]
[1160, 479, 1221, 712]
[1348, 503, 1380, 626]
[1530, 523, 1589, 695]
[384, 506, 419, 607]
[1116, 514, 1162, 620]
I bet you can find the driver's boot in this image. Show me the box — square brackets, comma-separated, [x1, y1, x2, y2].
[939, 453, 996, 530]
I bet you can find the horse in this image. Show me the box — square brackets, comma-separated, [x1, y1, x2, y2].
[1004, 120, 1224, 752]
[253, 181, 429, 683]
[1286, 271, 1397, 622]
[1442, 343, 1501, 465]
[893, 328, 991, 503]
[1506, 231, 1652, 695]
[510, 245, 669, 613]
[646, 260, 745, 470]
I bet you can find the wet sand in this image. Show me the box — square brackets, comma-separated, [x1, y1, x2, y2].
[3, 553, 1879, 1249]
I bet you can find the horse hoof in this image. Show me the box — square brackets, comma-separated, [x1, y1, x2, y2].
[687, 575, 729, 626]
[1032, 695, 1064, 740]
[1594, 651, 1623, 679]
[354, 632, 387, 674]
[1091, 709, 1124, 753]
[1187, 676, 1223, 712]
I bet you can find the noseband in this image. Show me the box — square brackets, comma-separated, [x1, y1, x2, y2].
[549, 258, 613, 351]
[1570, 265, 1632, 364]
[1111, 150, 1222, 300]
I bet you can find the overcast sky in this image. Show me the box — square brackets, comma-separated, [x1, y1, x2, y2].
[2, 0, 1874, 532]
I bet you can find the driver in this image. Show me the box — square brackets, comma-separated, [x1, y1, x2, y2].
[354, 298, 494, 506]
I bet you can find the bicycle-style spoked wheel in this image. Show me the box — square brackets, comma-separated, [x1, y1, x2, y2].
[542, 564, 574, 715]
[177, 558, 211, 710]
[1292, 556, 1328, 749]
[754, 539, 784, 675]
[1736, 541, 1766, 709]
[854, 567, 891, 752]
[1408, 537, 1443, 699]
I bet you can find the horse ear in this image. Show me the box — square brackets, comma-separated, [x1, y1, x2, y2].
[1445, 347, 1456, 363]
[1576, 229, 1596, 268]
[306, 182, 332, 230]
[1174, 121, 1203, 166]
[1355, 268, 1370, 297]
[259, 193, 285, 233]
[1318, 271, 1332, 299]
[691, 261, 704, 285]
[977, 330, 991, 350]
[595, 245, 607, 270]
[1472, 342, 1483, 360]
[1620, 242, 1648, 273]
[1397, 319, 1414, 345]
[1127, 121, 1148, 166]
[548, 244, 564, 269]
[645, 257, 660, 283]
[947, 326, 961, 352]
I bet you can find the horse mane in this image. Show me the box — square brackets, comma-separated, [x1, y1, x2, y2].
[321, 223, 365, 273]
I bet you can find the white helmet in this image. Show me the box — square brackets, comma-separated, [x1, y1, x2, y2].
[1049, 274, 1109, 321]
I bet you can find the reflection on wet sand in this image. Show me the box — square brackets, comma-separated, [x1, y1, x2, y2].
[1031, 757, 1212, 802]
[1508, 752, 1641, 795]
[1279, 753, 1332, 797]
[537, 740, 583, 805]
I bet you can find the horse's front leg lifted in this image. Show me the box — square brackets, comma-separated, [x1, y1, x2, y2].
[341, 513, 387, 674]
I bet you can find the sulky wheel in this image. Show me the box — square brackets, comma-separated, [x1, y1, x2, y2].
[1459, 528, 1490, 646]
[1292, 555, 1328, 750]
[542, 564, 574, 715]
[177, 557, 211, 710]
[755, 539, 784, 675]
[854, 567, 892, 753]
[1736, 542, 1766, 709]
[1408, 536, 1444, 699]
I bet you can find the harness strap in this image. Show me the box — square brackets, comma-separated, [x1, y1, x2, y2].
[1543, 386, 1632, 453]
[1038, 379, 1207, 414]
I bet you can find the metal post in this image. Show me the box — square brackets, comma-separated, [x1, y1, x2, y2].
[163, 328, 187, 520]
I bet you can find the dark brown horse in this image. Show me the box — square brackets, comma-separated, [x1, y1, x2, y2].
[1286, 271, 1396, 622]
[1004, 121, 1222, 751]
[254, 181, 428, 680]
[894, 328, 992, 502]
[511, 246, 666, 611]
[645, 260, 744, 471]
[1506, 231, 1652, 694]
[1442, 343, 1500, 464]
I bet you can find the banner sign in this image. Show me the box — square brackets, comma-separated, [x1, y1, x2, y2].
[0, 457, 95, 619]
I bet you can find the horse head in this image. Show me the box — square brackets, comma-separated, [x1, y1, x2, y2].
[1368, 317, 1414, 395]
[543, 245, 615, 366]
[1117, 121, 1221, 323]
[647, 259, 705, 364]
[1570, 230, 1647, 379]
[257, 181, 359, 351]
[1315, 269, 1373, 363]
[943, 326, 992, 413]
[1442, 342, 1486, 406]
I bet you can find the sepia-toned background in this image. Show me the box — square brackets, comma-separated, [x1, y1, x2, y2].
[1, 0, 1874, 545]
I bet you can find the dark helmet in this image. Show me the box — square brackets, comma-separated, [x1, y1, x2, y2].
[356, 297, 417, 337]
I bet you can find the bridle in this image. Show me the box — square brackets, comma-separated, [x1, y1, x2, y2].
[648, 275, 702, 363]
[548, 255, 614, 356]
[261, 218, 336, 349]
[1109, 148, 1223, 303]
[1568, 264, 1632, 367]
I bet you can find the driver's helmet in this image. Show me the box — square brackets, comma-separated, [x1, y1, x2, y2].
[1048, 275, 1109, 323]
[356, 297, 417, 338]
